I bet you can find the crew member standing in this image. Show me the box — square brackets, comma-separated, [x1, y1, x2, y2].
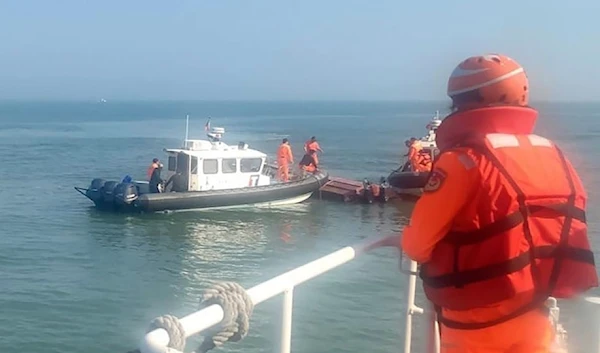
[304, 136, 323, 165]
[149, 162, 164, 193]
[277, 138, 294, 182]
[401, 54, 598, 353]
[147, 158, 160, 180]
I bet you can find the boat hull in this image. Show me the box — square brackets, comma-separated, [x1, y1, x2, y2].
[386, 170, 430, 190]
[159, 191, 313, 213]
[76, 171, 329, 213]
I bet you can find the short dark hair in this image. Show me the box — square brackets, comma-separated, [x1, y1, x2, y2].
[152, 158, 159, 163]
[283, 138, 288, 143]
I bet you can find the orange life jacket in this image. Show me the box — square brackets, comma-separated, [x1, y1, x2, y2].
[305, 140, 319, 153]
[417, 151, 432, 171]
[420, 132, 597, 330]
[147, 163, 158, 179]
[302, 164, 316, 173]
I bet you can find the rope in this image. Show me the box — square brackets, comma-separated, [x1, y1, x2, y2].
[147, 314, 187, 353]
[195, 281, 254, 353]
[132, 281, 253, 353]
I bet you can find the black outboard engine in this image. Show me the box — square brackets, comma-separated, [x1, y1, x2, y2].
[86, 178, 106, 202]
[102, 181, 119, 204]
[113, 182, 139, 206]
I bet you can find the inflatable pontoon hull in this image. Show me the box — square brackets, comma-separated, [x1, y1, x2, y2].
[76, 171, 329, 213]
[386, 170, 430, 190]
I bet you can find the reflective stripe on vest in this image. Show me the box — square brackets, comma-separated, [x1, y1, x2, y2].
[419, 133, 597, 330]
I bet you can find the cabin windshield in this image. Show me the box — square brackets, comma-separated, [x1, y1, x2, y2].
[222, 158, 237, 173]
[203, 159, 219, 174]
[168, 156, 177, 171]
[176, 152, 190, 174]
[240, 157, 263, 173]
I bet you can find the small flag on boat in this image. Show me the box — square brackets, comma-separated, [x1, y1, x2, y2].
[204, 118, 211, 131]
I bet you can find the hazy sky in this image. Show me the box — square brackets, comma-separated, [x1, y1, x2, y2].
[1, 0, 599, 101]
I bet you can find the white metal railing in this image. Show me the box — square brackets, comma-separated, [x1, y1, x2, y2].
[401, 257, 440, 353]
[137, 235, 598, 353]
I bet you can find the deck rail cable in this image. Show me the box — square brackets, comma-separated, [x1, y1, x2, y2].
[133, 235, 595, 353]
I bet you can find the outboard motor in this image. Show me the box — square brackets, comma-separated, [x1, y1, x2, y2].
[86, 178, 106, 202]
[102, 181, 119, 204]
[113, 182, 139, 206]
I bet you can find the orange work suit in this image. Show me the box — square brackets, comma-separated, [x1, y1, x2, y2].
[401, 106, 597, 353]
[304, 140, 322, 165]
[277, 143, 294, 182]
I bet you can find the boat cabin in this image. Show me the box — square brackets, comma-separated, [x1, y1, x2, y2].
[420, 111, 441, 144]
[419, 111, 442, 158]
[161, 127, 271, 192]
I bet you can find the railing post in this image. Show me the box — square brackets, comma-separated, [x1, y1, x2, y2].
[433, 318, 440, 353]
[280, 287, 294, 353]
[584, 296, 600, 353]
[404, 260, 423, 353]
[426, 306, 440, 353]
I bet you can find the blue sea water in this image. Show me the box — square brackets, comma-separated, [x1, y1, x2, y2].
[0, 100, 599, 353]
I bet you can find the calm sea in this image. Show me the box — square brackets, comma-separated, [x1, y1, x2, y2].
[0, 101, 599, 353]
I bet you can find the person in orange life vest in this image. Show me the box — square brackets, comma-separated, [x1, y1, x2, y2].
[304, 136, 323, 165]
[412, 140, 433, 172]
[406, 138, 432, 172]
[400, 54, 598, 353]
[277, 138, 294, 182]
[417, 151, 432, 172]
[147, 158, 160, 180]
[298, 152, 317, 175]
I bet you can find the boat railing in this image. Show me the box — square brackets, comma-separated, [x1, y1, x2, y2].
[133, 235, 597, 353]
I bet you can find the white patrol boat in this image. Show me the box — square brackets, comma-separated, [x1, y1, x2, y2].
[75, 125, 329, 213]
[386, 111, 442, 197]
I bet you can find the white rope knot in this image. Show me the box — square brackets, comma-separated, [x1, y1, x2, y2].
[147, 314, 186, 353]
[196, 281, 254, 353]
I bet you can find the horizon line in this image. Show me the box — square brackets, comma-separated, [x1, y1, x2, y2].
[0, 98, 598, 104]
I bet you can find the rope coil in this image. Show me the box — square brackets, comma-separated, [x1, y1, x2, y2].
[138, 281, 254, 353]
[196, 282, 254, 353]
[147, 315, 187, 352]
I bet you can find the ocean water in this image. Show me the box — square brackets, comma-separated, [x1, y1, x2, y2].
[0, 100, 599, 353]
